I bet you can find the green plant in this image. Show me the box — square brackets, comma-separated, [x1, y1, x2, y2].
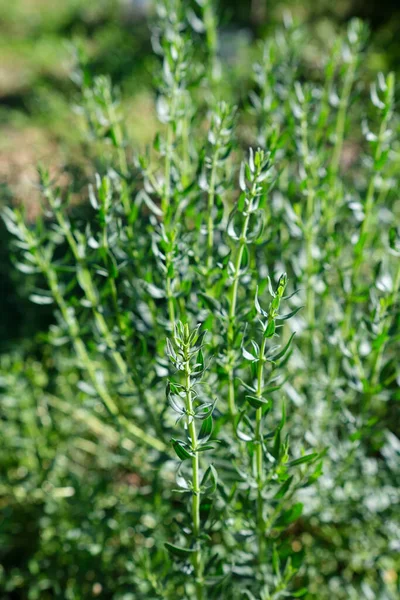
[2, 2, 399, 599]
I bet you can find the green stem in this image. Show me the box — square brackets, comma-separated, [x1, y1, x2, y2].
[181, 115, 191, 189]
[324, 55, 357, 240]
[343, 114, 390, 337]
[105, 86, 128, 177]
[316, 40, 341, 142]
[227, 372, 236, 418]
[183, 331, 203, 600]
[206, 146, 219, 271]
[300, 108, 316, 334]
[352, 116, 389, 277]
[255, 336, 267, 559]
[166, 254, 176, 335]
[162, 83, 177, 216]
[330, 57, 357, 182]
[229, 213, 251, 327]
[203, 0, 218, 84]
[227, 210, 251, 418]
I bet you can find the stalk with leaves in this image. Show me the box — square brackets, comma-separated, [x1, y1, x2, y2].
[165, 322, 217, 600]
[223, 148, 274, 419]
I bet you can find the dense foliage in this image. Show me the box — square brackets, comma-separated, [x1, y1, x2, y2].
[1, 1, 399, 599]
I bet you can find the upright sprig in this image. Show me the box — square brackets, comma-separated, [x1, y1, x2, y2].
[329, 19, 367, 184]
[242, 275, 297, 553]
[186, 0, 218, 86]
[225, 148, 274, 418]
[165, 322, 217, 600]
[76, 68, 129, 178]
[353, 72, 395, 277]
[251, 19, 304, 148]
[291, 82, 321, 336]
[152, 0, 196, 216]
[231, 274, 320, 597]
[201, 101, 235, 272]
[147, 222, 192, 335]
[344, 71, 396, 337]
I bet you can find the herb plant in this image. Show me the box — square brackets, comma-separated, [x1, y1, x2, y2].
[2, 2, 399, 599]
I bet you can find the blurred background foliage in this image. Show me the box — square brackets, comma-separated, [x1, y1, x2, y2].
[1, 1, 399, 598]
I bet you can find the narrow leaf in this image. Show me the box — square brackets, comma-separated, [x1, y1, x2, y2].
[198, 415, 213, 440]
[287, 453, 318, 467]
[268, 332, 296, 362]
[164, 542, 195, 558]
[172, 439, 194, 461]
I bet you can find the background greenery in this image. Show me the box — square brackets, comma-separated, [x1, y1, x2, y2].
[1, 1, 399, 599]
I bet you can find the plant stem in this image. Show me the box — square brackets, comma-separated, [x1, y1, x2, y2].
[206, 146, 219, 271]
[352, 117, 389, 276]
[343, 113, 390, 337]
[255, 336, 267, 558]
[183, 329, 203, 600]
[202, 0, 218, 84]
[324, 54, 357, 240]
[162, 83, 177, 216]
[227, 210, 251, 418]
[106, 91, 128, 178]
[299, 107, 316, 334]
[166, 252, 176, 335]
[330, 57, 357, 182]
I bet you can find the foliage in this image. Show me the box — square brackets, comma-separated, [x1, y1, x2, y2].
[1, 1, 399, 599]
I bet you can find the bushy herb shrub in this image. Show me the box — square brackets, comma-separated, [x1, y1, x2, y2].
[2, 1, 399, 599]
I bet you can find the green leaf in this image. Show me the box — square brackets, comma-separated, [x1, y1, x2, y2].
[246, 395, 269, 409]
[165, 339, 176, 361]
[307, 461, 324, 484]
[195, 399, 217, 420]
[29, 294, 54, 305]
[171, 439, 194, 461]
[275, 502, 303, 527]
[292, 588, 308, 597]
[76, 267, 92, 294]
[237, 192, 246, 212]
[272, 545, 280, 575]
[271, 428, 281, 460]
[264, 320, 276, 338]
[277, 306, 303, 321]
[287, 453, 318, 467]
[164, 542, 195, 558]
[274, 475, 294, 499]
[137, 189, 163, 217]
[143, 282, 166, 299]
[201, 464, 218, 493]
[198, 415, 213, 440]
[279, 401, 286, 430]
[264, 384, 283, 395]
[242, 347, 257, 362]
[255, 286, 268, 317]
[198, 292, 221, 312]
[239, 162, 246, 191]
[268, 332, 296, 362]
[196, 443, 216, 452]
